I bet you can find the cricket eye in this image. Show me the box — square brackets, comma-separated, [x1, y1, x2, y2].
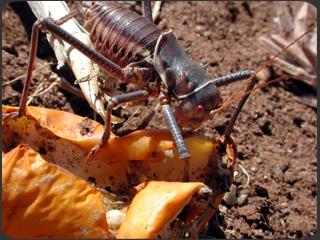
[196, 105, 204, 113]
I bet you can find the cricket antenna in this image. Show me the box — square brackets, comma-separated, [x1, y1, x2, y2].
[222, 23, 317, 140]
[223, 77, 257, 139]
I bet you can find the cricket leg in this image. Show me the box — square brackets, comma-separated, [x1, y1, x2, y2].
[160, 93, 190, 182]
[142, 0, 153, 23]
[86, 90, 150, 161]
[2, 21, 40, 120]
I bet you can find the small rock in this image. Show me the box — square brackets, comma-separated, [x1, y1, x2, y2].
[219, 204, 227, 213]
[279, 161, 289, 172]
[223, 184, 237, 206]
[106, 210, 126, 230]
[164, 149, 174, 159]
[252, 229, 264, 238]
[203, 31, 211, 39]
[251, 166, 257, 172]
[237, 193, 248, 206]
[281, 208, 290, 216]
[280, 201, 288, 208]
[284, 171, 302, 184]
[195, 25, 205, 33]
[158, 19, 167, 29]
[238, 204, 262, 221]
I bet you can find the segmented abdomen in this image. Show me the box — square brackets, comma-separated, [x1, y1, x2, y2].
[84, 2, 162, 68]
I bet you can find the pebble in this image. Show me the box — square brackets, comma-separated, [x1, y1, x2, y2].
[279, 162, 289, 172]
[252, 229, 264, 238]
[281, 208, 290, 216]
[203, 31, 211, 39]
[106, 210, 126, 230]
[280, 201, 288, 208]
[219, 204, 227, 213]
[284, 171, 302, 184]
[223, 184, 237, 206]
[158, 19, 167, 29]
[195, 25, 205, 33]
[17, 58, 26, 66]
[237, 193, 248, 206]
[280, 219, 286, 228]
[164, 149, 174, 159]
[251, 166, 257, 172]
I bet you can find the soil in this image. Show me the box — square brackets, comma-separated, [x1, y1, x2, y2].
[2, 1, 317, 239]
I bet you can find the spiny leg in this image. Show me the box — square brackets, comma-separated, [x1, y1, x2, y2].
[2, 21, 40, 120]
[2, 7, 93, 121]
[86, 90, 150, 161]
[160, 94, 190, 182]
[142, 0, 153, 22]
[2, 13, 139, 120]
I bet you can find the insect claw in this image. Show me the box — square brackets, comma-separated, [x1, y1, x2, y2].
[202, 62, 209, 68]
[2, 111, 20, 120]
[180, 152, 190, 182]
[85, 144, 102, 163]
[180, 151, 191, 160]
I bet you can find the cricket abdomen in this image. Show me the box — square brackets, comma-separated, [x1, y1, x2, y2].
[84, 2, 162, 68]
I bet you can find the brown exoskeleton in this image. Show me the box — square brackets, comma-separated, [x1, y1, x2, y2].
[2, 1, 315, 181]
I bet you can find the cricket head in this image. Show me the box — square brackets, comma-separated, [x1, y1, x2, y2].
[174, 82, 222, 129]
[154, 31, 223, 129]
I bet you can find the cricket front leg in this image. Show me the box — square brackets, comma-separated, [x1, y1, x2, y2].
[223, 76, 258, 139]
[160, 94, 191, 182]
[86, 90, 150, 162]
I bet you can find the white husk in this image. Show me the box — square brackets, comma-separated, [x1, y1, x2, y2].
[27, 1, 107, 120]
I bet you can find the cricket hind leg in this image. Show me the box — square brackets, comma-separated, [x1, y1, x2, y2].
[142, 0, 153, 23]
[2, 11, 132, 121]
[2, 8, 83, 120]
[2, 21, 40, 120]
[86, 90, 150, 162]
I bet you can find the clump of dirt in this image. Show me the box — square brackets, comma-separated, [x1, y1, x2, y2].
[2, 1, 316, 239]
[78, 117, 96, 136]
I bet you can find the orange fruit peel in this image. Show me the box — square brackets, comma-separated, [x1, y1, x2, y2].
[2, 144, 110, 238]
[2, 105, 237, 238]
[117, 181, 212, 239]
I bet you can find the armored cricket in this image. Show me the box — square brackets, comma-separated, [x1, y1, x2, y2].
[2, 1, 316, 181]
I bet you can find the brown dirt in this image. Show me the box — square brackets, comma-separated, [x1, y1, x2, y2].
[2, 1, 317, 239]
